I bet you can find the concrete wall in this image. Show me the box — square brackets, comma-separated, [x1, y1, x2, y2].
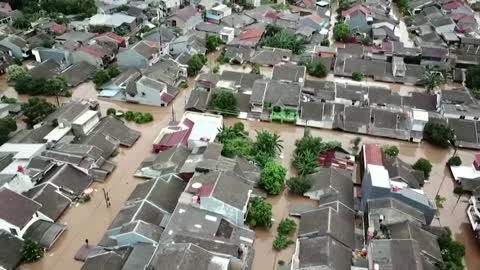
[129, 81, 164, 106]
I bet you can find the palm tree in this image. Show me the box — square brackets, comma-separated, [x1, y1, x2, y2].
[294, 149, 317, 176]
[255, 130, 284, 158]
[422, 70, 445, 94]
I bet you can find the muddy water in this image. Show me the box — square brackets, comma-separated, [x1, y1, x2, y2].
[15, 80, 192, 270]
[224, 119, 480, 269]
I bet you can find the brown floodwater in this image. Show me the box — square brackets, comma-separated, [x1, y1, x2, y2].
[2, 74, 480, 269]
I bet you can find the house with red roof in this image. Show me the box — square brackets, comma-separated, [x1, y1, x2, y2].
[72, 43, 115, 68]
[95, 32, 127, 48]
[50, 24, 67, 35]
[341, 4, 374, 35]
[231, 28, 265, 47]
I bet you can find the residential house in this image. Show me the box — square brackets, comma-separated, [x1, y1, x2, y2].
[0, 35, 29, 58]
[368, 239, 427, 270]
[72, 44, 114, 68]
[421, 46, 449, 67]
[185, 170, 252, 226]
[250, 79, 301, 122]
[251, 47, 292, 66]
[206, 3, 232, 24]
[271, 64, 306, 84]
[95, 32, 127, 48]
[219, 71, 263, 92]
[127, 75, 178, 106]
[142, 27, 176, 53]
[117, 40, 160, 69]
[31, 47, 73, 70]
[0, 230, 23, 270]
[230, 28, 264, 48]
[450, 153, 480, 192]
[291, 236, 353, 270]
[144, 57, 187, 87]
[341, 4, 373, 35]
[56, 32, 95, 45]
[360, 144, 437, 224]
[223, 46, 255, 64]
[167, 6, 203, 33]
[61, 61, 97, 87]
[89, 13, 137, 33]
[152, 112, 223, 153]
[169, 32, 206, 56]
[28, 59, 61, 80]
[99, 69, 141, 98]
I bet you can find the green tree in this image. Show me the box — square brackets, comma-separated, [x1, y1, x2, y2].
[383, 145, 399, 157]
[286, 176, 311, 195]
[447, 156, 462, 166]
[351, 136, 362, 153]
[208, 90, 239, 116]
[320, 39, 330, 46]
[6, 65, 28, 82]
[423, 122, 455, 147]
[333, 22, 351, 42]
[217, 123, 248, 143]
[272, 234, 294, 250]
[21, 240, 44, 263]
[259, 161, 287, 195]
[45, 76, 68, 95]
[187, 54, 207, 76]
[106, 108, 116, 116]
[247, 197, 273, 227]
[0, 118, 17, 145]
[277, 219, 297, 235]
[260, 30, 305, 54]
[222, 137, 254, 158]
[435, 195, 446, 209]
[466, 65, 480, 92]
[1, 96, 17, 104]
[352, 72, 364, 81]
[106, 64, 121, 78]
[413, 158, 433, 179]
[293, 149, 318, 176]
[13, 17, 30, 29]
[422, 70, 445, 93]
[255, 130, 283, 159]
[437, 227, 465, 269]
[206, 34, 223, 53]
[307, 62, 328, 78]
[22, 97, 56, 127]
[361, 35, 371, 45]
[94, 69, 111, 87]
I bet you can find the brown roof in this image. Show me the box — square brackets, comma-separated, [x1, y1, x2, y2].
[0, 188, 41, 228]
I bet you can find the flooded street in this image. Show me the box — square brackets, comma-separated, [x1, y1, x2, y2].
[1, 70, 480, 269]
[224, 119, 480, 270]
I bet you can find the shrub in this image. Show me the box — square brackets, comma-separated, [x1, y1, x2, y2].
[272, 235, 294, 250]
[307, 62, 328, 78]
[277, 219, 297, 236]
[333, 22, 352, 42]
[213, 65, 220, 74]
[21, 240, 44, 263]
[106, 108, 116, 116]
[208, 90, 239, 116]
[259, 161, 287, 195]
[179, 81, 189, 88]
[447, 156, 462, 166]
[248, 197, 273, 227]
[320, 39, 330, 46]
[435, 195, 446, 209]
[453, 186, 465, 195]
[383, 145, 399, 157]
[413, 158, 433, 179]
[352, 72, 364, 81]
[423, 122, 455, 147]
[286, 176, 311, 195]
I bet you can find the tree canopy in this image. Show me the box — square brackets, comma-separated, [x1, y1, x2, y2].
[255, 130, 283, 159]
[306, 62, 328, 78]
[333, 22, 352, 42]
[6, 65, 28, 82]
[261, 28, 305, 54]
[247, 197, 273, 227]
[208, 90, 239, 116]
[15, 76, 68, 96]
[0, 118, 17, 145]
[422, 71, 445, 93]
[277, 219, 296, 236]
[187, 54, 207, 76]
[259, 161, 287, 195]
[423, 122, 455, 147]
[466, 65, 480, 92]
[206, 35, 223, 53]
[21, 240, 44, 263]
[437, 227, 465, 270]
[412, 158, 433, 179]
[383, 145, 399, 157]
[286, 176, 311, 195]
[22, 97, 56, 127]
[94, 65, 121, 88]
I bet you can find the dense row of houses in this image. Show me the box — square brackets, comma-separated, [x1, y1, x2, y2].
[0, 100, 141, 270]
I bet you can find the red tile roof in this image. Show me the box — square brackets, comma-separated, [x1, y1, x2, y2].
[304, 13, 323, 24]
[97, 32, 125, 44]
[160, 92, 175, 104]
[442, 0, 464, 10]
[80, 46, 106, 58]
[342, 4, 371, 17]
[364, 144, 383, 166]
[239, 29, 264, 41]
[302, 0, 314, 8]
[264, 10, 280, 19]
[51, 24, 66, 34]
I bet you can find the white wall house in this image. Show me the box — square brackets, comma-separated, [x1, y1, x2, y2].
[72, 110, 100, 136]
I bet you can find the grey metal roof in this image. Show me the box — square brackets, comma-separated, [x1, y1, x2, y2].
[44, 164, 93, 196]
[299, 202, 355, 248]
[80, 116, 141, 147]
[297, 236, 352, 270]
[186, 90, 210, 112]
[368, 197, 426, 226]
[272, 64, 306, 83]
[264, 80, 301, 108]
[0, 187, 41, 228]
[383, 156, 425, 189]
[306, 167, 354, 210]
[121, 243, 156, 270]
[61, 61, 97, 87]
[148, 243, 215, 270]
[23, 183, 71, 221]
[23, 220, 66, 249]
[370, 239, 424, 270]
[0, 230, 23, 270]
[29, 59, 61, 80]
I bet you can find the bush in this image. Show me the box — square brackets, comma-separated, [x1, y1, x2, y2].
[259, 161, 287, 195]
[320, 39, 330, 46]
[423, 122, 455, 147]
[123, 111, 154, 124]
[435, 195, 446, 209]
[248, 197, 273, 227]
[333, 22, 352, 42]
[206, 34, 223, 53]
[251, 63, 260, 74]
[278, 260, 285, 265]
[383, 145, 399, 157]
[22, 98, 56, 128]
[413, 158, 433, 179]
[286, 176, 311, 195]
[307, 62, 328, 78]
[187, 54, 207, 76]
[352, 72, 364, 81]
[213, 65, 220, 74]
[106, 108, 116, 116]
[208, 90, 239, 116]
[447, 156, 462, 166]
[277, 219, 297, 236]
[467, 65, 480, 91]
[21, 240, 44, 263]
[437, 227, 465, 270]
[0, 118, 17, 145]
[179, 81, 189, 88]
[260, 29, 306, 54]
[6, 65, 28, 82]
[272, 235, 294, 250]
[453, 186, 465, 195]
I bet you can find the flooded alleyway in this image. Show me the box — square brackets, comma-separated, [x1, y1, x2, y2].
[224, 119, 480, 270]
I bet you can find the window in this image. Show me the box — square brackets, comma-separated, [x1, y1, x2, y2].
[460, 115, 465, 119]
[10, 228, 17, 235]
